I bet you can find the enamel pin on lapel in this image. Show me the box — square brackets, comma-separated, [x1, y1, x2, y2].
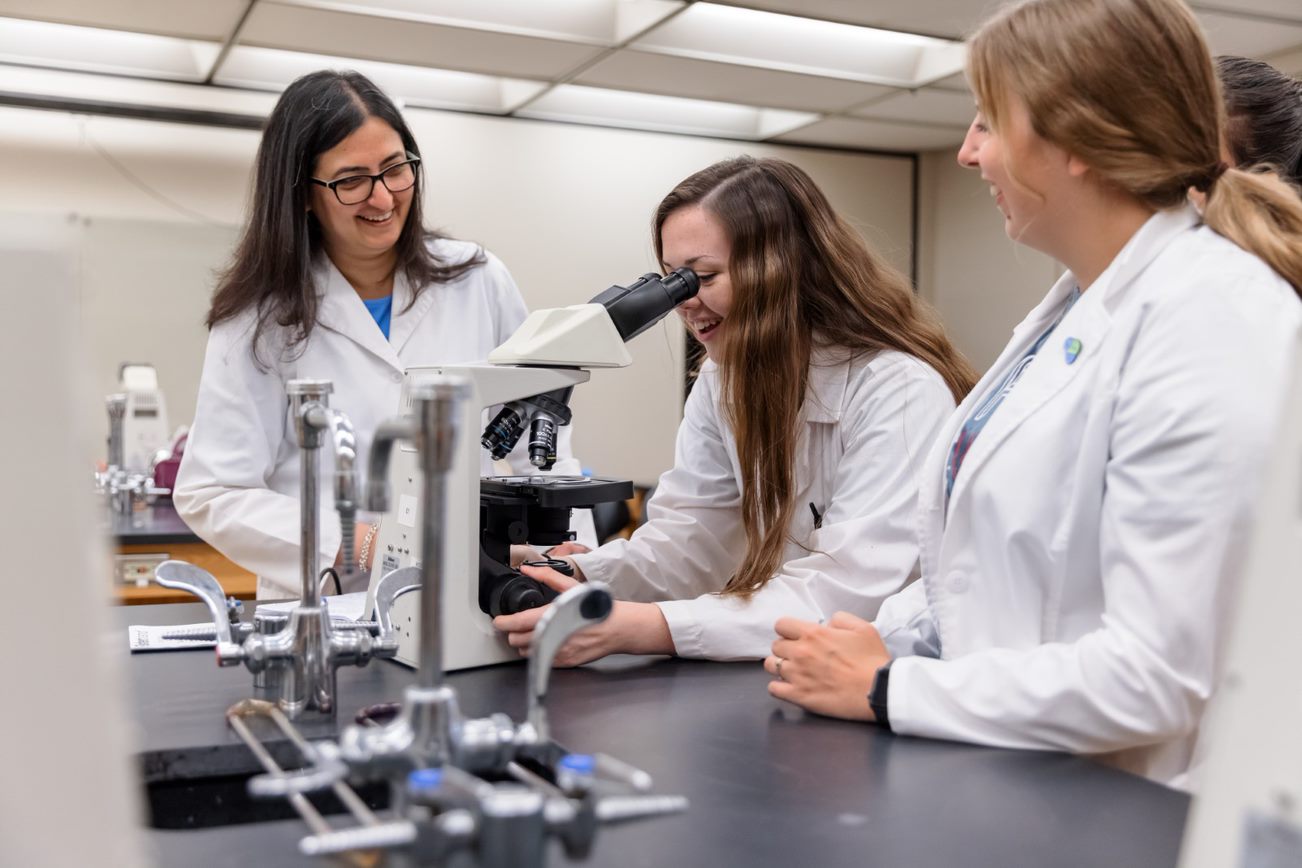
[1064, 337, 1082, 364]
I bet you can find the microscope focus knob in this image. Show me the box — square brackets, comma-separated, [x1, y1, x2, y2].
[492, 577, 558, 616]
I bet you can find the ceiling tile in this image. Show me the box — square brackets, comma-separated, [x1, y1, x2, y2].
[1192, 2, 1302, 26]
[854, 87, 976, 126]
[240, 2, 605, 79]
[215, 46, 547, 113]
[0, 17, 220, 81]
[0, 0, 250, 41]
[271, 0, 685, 43]
[0, 64, 277, 116]
[576, 49, 893, 113]
[632, 3, 964, 86]
[773, 116, 967, 152]
[929, 72, 970, 92]
[516, 84, 816, 140]
[704, 0, 996, 40]
[1195, 9, 1302, 57]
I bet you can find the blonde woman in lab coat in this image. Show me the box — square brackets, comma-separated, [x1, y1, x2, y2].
[493, 157, 977, 664]
[175, 70, 590, 598]
[766, 0, 1302, 788]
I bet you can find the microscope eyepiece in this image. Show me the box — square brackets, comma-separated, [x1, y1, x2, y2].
[589, 266, 701, 343]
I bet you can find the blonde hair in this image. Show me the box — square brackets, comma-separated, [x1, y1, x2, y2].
[968, 0, 1302, 294]
[654, 157, 976, 597]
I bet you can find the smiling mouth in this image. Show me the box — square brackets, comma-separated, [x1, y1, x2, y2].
[693, 318, 722, 338]
[359, 210, 394, 224]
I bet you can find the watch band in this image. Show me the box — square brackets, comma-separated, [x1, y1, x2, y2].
[869, 660, 894, 730]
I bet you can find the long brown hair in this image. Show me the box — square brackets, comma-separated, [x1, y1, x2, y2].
[653, 157, 977, 597]
[208, 70, 484, 365]
[968, 0, 1302, 294]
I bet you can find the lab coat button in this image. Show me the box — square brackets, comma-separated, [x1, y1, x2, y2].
[945, 571, 969, 594]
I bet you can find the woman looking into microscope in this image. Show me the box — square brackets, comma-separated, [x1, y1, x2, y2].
[494, 156, 976, 664]
[176, 70, 591, 598]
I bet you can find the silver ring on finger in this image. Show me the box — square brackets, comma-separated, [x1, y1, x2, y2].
[775, 656, 785, 681]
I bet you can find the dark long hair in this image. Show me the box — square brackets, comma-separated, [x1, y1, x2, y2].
[653, 156, 977, 597]
[207, 70, 484, 362]
[1217, 55, 1302, 187]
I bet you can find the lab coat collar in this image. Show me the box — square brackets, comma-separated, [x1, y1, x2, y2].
[388, 266, 440, 356]
[804, 342, 853, 424]
[934, 204, 1201, 516]
[698, 343, 851, 426]
[314, 255, 436, 374]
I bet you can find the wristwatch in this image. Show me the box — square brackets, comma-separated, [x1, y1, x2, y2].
[869, 660, 894, 730]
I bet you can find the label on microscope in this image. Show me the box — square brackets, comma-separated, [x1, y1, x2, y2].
[397, 494, 417, 528]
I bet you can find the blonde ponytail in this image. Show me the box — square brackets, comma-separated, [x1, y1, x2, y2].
[1203, 167, 1302, 295]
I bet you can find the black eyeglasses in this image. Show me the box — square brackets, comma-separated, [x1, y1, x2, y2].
[310, 155, 421, 205]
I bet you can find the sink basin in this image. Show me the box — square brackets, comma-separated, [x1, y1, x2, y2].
[145, 770, 390, 829]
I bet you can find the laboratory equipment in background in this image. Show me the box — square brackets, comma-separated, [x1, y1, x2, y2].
[1179, 327, 1302, 868]
[96, 392, 170, 515]
[154, 379, 400, 720]
[362, 268, 699, 671]
[117, 362, 171, 473]
[233, 377, 686, 866]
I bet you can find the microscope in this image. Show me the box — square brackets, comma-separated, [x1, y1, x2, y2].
[116, 362, 171, 473]
[234, 376, 688, 866]
[94, 364, 173, 513]
[362, 267, 699, 671]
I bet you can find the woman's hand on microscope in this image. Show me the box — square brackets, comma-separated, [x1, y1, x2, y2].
[545, 541, 591, 558]
[764, 611, 888, 722]
[492, 564, 675, 667]
[509, 543, 589, 573]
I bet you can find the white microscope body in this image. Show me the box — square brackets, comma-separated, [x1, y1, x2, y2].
[117, 362, 171, 473]
[362, 269, 697, 672]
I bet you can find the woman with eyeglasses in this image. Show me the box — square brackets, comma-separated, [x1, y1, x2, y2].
[175, 70, 590, 598]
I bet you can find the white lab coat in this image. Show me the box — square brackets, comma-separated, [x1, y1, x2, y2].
[873, 207, 1301, 787]
[176, 238, 592, 598]
[572, 345, 956, 660]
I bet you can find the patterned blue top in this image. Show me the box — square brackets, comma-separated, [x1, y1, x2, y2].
[945, 287, 1081, 500]
[362, 294, 393, 340]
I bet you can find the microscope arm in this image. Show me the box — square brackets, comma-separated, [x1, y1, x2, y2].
[365, 418, 418, 512]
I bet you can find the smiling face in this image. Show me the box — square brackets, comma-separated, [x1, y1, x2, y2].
[659, 205, 733, 363]
[308, 114, 413, 265]
[957, 99, 1078, 257]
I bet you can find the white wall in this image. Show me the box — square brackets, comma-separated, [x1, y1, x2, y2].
[916, 148, 1061, 373]
[0, 103, 913, 486]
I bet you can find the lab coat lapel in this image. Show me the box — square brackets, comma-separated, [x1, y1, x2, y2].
[315, 258, 404, 374]
[945, 296, 1112, 507]
[916, 273, 1078, 526]
[945, 206, 1199, 511]
[794, 346, 850, 496]
[388, 267, 437, 356]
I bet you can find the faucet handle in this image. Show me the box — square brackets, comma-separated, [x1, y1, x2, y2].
[154, 560, 245, 662]
[524, 582, 613, 744]
[369, 565, 421, 652]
